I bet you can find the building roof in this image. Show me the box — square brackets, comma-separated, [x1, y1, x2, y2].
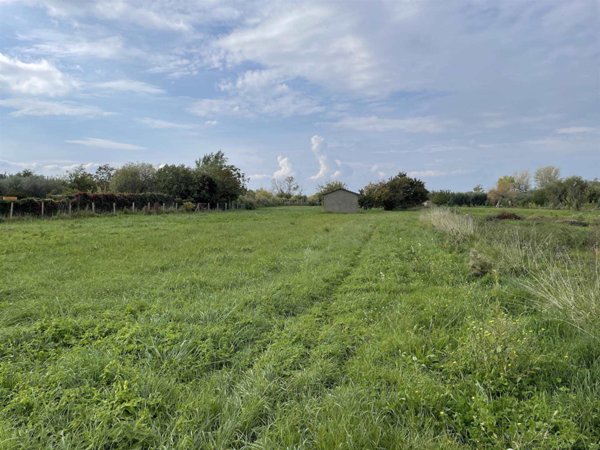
[323, 188, 359, 197]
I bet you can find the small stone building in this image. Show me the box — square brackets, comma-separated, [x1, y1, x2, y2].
[322, 188, 359, 213]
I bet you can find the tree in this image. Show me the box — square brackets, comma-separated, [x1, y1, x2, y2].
[195, 151, 247, 202]
[563, 176, 588, 210]
[15, 169, 34, 178]
[67, 165, 97, 193]
[487, 175, 517, 207]
[512, 170, 531, 193]
[110, 163, 157, 193]
[380, 172, 428, 210]
[358, 181, 387, 209]
[316, 180, 347, 203]
[155, 164, 196, 199]
[534, 166, 560, 189]
[94, 164, 116, 192]
[272, 176, 301, 198]
[473, 184, 484, 193]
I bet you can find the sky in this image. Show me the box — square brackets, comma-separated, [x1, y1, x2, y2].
[0, 0, 598, 193]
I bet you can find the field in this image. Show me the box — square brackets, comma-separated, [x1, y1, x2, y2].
[1, 207, 599, 449]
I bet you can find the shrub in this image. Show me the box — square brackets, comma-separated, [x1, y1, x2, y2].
[359, 173, 428, 210]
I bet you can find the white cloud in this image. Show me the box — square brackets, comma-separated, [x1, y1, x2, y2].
[190, 69, 321, 119]
[0, 98, 112, 117]
[555, 126, 596, 134]
[0, 52, 74, 96]
[92, 79, 164, 94]
[309, 134, 334, 181]
[407, 169, 466, 178]
[65, 138, 145, 151]
[20, 33, 126, 59]
[138, 117, 197, 129]
[272, 155, 294, 179]
[334, 116, 454, 133]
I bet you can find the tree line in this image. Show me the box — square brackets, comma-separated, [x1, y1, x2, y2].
[0, 151, 247, 204]
[431, 166, 600, 210]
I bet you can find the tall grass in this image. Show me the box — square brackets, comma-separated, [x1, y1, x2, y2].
[421, 207, 474, 241]
[520, 252, 600, 337]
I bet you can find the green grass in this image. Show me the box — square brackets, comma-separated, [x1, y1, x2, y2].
[1, 207, 599, 448]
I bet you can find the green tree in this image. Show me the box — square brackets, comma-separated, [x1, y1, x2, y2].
[380, 172, 428, 210]
[67, 165, 97, 193]
[316, 180, 347, 203]
[155, 164, 196, 199]
[94, 164, 116, 192]
[563, 176, 588, 210]
[110, 163, 156, 193]
[195, 151, 247, 202]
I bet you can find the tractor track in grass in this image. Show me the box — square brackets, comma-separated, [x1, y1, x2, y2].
[211, 218, 382, 445]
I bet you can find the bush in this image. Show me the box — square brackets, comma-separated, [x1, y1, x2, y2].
[359, 173, 428, 210]
[430, 190, 488, 207]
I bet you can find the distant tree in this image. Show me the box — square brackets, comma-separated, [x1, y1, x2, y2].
[380, 172, 428, 210]
[272, 176, 301, 198]
[473, 184, 484, 193]
[94, 164, 116, 192]
[563, 176, 588, 210]
[110, 163, 157, 193]
[512, 170, 531, 193]
[15, 169, 35, 178]
[488, 175, 517, 207]
[0, 173, 65, 198]
[67, 165, 97, 193]
[316, 180, 347, 203]
[195, 151, 247, 202]
[155, 164, 196, 199]
[534, 166, 560, 189]
[358, 181, 387, 209]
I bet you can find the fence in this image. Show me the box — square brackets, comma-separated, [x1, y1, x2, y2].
[0, 195, 247, 220]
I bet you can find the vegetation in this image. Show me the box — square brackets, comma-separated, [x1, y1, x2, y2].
[359, 172, 428, 210]
[1, 207, 598, 448]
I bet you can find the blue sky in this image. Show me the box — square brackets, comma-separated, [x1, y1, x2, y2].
[0, 0, 598, 193]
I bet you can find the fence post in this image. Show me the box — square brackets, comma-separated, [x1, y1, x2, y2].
[41, 201, 44, 217]
[147, 202, 150, 212]
[175, 203, 178, 211]
[68, 201, 72, 216]
[113, 202, 116, 214]
[208, 203, 211, 211]
[132, 202, 135, 213]
[9, 202, 13, 219]
[92, 202, 95, 214]
[162, 202, 165, 212]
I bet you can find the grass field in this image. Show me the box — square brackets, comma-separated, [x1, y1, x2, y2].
[1, 207, 599, 448]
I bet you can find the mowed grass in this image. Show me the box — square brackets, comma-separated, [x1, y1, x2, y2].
[0, 207, 599, 448]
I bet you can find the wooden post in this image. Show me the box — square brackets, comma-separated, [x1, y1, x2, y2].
[147, 202, 150, 212]
[41, 201, 44, 217]
[92, 202, 95, 214]
[113, 202, 116, 214]
[175, 203, 178, 211]
[68, 201, 72, 216]
[132, 202, 135, 213]
[208, 203, 211, 211]
[9, 202, 13, 219]
[162, 202, 165, 212]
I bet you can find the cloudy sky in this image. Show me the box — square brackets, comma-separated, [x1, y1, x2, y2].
[0, 0, 598, 192]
